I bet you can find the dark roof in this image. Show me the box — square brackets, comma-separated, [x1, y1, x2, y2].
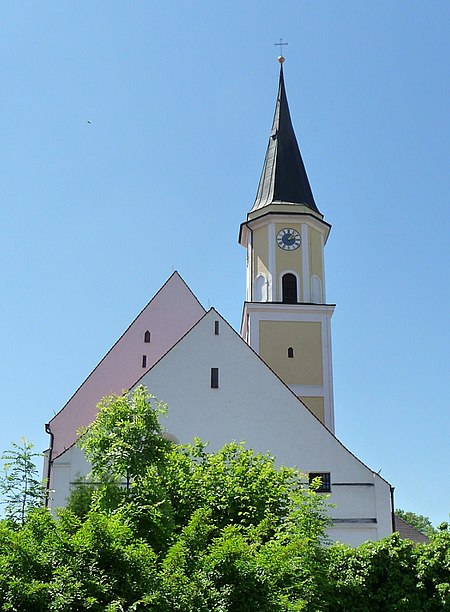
[394, 515, 430, 544]
[251, 63, 320, 215]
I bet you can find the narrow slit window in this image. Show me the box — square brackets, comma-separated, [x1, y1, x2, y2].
[214, 321, 220, 335]
[142, 355, 147, 368]
[210, 367, 219, 389]
[288, 347, 294, 358]
[144, 330, 151, 343]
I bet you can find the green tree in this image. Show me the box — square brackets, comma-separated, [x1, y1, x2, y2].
[0, 438, 46, 526]
[327, 526, 450, 611]
[0, 387, 448, 610]
[72, 387, 332, 608]
[416, 523, 450, 610]
[396, 508, 437, 538]
[78, 386, 169, 489]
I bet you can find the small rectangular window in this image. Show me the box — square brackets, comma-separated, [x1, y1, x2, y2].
[309, 472, 331, 493]
[210, 367, 219, 389]
[214, 321, 220, 335]
[142, 355, 147, 368]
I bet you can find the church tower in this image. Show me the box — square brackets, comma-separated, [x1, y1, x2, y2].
[239, 57, 335, 432]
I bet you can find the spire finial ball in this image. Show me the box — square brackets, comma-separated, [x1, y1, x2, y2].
[278, 55, 285, 64]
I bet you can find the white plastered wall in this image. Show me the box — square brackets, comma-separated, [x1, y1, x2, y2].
[49, 308, 392, 545]
[50, 446, 90, 509]
[243, 302, 335, 433]
[135, 309, 392, 544]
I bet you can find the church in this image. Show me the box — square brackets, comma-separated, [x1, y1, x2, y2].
[44, 57, 394, 546]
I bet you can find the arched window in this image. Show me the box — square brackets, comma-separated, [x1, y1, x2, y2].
[144, 330, 151, 343]
[311, 275, 323, 304]
[282, 273, 297, 304]
[288, 347, 294, 358]
[255, 274, 268, 302]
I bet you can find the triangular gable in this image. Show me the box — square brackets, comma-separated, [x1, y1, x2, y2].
[48, 272, 205, 458]
[135, 308, 391, 489]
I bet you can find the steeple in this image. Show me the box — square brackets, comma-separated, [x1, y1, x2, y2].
[251, 59, 320, 215]
[239, 56, 334, 431]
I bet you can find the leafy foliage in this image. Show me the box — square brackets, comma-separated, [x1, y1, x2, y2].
[0, 438, 46, 526]
[327, 528, 450, 611]
[0, 387, 448, 610]
[78, 386, 169, 488]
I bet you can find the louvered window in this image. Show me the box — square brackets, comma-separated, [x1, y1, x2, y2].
[282, 274, 297, 303]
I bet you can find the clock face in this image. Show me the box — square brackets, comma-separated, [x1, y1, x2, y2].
[276, 228, 301, 251]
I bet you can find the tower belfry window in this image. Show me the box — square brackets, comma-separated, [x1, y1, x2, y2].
[288, 347, 294, 358]
[282, 273, 297, 304]
[144, 331, 151, 343]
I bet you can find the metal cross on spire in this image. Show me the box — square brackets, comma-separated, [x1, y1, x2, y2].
[274, 38, 288, 62]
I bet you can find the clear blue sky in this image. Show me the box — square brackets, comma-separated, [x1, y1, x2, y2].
[1, 1, 448, 526]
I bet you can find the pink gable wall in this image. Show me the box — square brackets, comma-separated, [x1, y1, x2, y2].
[48, 272, 205, 458]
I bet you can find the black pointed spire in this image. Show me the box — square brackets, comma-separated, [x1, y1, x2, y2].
[251, 61, 320, 214]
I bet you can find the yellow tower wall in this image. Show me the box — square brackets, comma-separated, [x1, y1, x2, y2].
[252, 226, 269, 284]
[259, 320, 323, 385]
[300, 397, 325, 423]
[309, 226, 323, 283]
